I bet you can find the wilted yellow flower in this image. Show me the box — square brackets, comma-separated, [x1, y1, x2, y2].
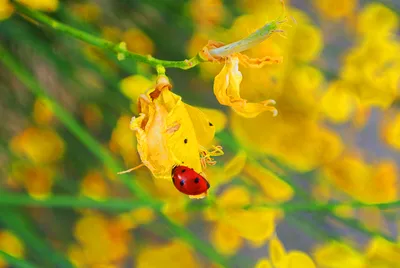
[18, 0, 58, 12]
[205, 186, 277, 254]
[10, 127, 65, 164]
[313, 241, 365, 268]
[128, 76, 222, 187]
[136, 240, 199, 268]
[211, 53, 280, 118]
[80, 170, 109, 200]
[0, 231, 25, 268]
[313, 0, 357, 20]
[0, 0, 13, 21]
[72, 213, 130, 266]
[256, 236, 316, 268]
[123, 28, 154, 55]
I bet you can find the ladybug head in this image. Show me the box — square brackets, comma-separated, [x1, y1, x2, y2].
[171, 165, 210, 199]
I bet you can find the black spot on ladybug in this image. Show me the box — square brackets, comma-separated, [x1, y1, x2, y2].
[194, 177, 200, 183]
[184, 138, 188, 144]
[172, 176, 175, 182]
[180, 180, 185, 186]
[206, 181, 210, 188]
[181, 169, 186, 173]
[209, 122, 213, 126]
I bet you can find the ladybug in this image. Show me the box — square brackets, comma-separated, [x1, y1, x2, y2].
[171, 165, 210, 199]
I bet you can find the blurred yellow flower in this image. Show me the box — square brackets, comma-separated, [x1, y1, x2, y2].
[0, 0, 13, 21]
[290, 23, 323, 62]
[256, 236, 316, 268]
[109, 115, 139, 168]
[33, 97, 54, 125]
[244, 161, 294, 202]
[205, 186, 277, 254]
[357, 3, 399, 37]
[189, 0, 224, 29]
[381, 112, 400, 150]
[313, 241, 365, 268]
[0, 231, 25, 268]
[321, 81, 357, 123]
[136, 239, 199, 268]
[80, 170, 109, 200]
[120, 75, 153, 110]
[322, 155, 398, 203]
[116, 208, 155, 230]
[81, 103, 103, 131]
[313, 0, 357, 20]
[18, 0, 58, 12]
[365, 237, 400, 267]
[72, 213, 130, 266]
[123, 28, 154, 55]
[10, 127, 65, 164]
[70, 3, 101, 23]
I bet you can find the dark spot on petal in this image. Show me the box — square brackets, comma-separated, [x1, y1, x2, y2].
[194, 177, 200, 183]
[184, 138, 188, 144]
[209, 122, 213, 126]
[180, 180, 185, 186]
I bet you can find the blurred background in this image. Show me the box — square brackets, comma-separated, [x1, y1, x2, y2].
[1, 0, 400, 267]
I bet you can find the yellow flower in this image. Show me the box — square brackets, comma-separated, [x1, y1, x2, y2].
[129, 76, 222, 183]
[33, 97, 54, 125]
[256, 236, 316, 268]
[357, 3, 399, 37]
[123, 28, 154, 55]
[136, 239, 199, 268]
[18, 0, 59, 12]
[119, 75, 154, 108]
[213, 55, 280, 118]
[116, 208, 155, 230]
[81, 103, 103, 131]
[313, 0, 357, 20]
[0, 0, 13, 21]
[205, 186, 277, 255]
[80, 170, 109, 200]
[365, 237, 400, 267]
[72, 213, 130, 266]
[381, 113, 400, 150]
[10, 127, 65, 164]
[313, 241, 365, 268]
[322, 155, 398, 203]
[189, 0, 225, 29]
[0, 231, 25, 268]
[70, 3, 101, 23]
[290, 23, 323, 62]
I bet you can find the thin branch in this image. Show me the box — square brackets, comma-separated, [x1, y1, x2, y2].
[12, 1, 281, 69]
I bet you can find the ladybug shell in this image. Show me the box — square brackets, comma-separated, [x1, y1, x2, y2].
[172, 166, 210, 196]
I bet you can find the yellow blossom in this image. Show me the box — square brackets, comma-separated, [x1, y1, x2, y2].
[33, 97, 54, 125]
[0, 231, 25, 268]
[189, 0, 225, 29]
[116, 208, 155, 230]
[136, 240, 199, 268]
[72, 213, 130, 266]
[255, 236, 316, 268]
[205, 186, 277, 254]
[357, 3, 399, 37]
[18, 0, 58, 12]
[381, 113, 400, 150]
[10, 127, 65, 164]
[70, 3, 101, 23]
[213, 56, 279, 118]
[290, 23, 323, 62]
[313, 0, 357, 20]
[313, 241, 365, 268]
[22, 165, 55, 199]
[365, 237, 400, 267]
[0, 0, 13, 21]
[80, 170, 109, 200]
[123, 28, 154, 55]
[129, 75, 222, 185]
[81, 103, 103, 131]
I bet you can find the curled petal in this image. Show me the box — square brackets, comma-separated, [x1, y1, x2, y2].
[237, 53, 283, 68]
[213, 57, 278, 118]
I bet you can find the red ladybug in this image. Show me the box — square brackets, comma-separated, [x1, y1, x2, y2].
[171, 165, 210, 199]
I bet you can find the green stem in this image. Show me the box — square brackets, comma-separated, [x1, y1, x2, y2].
[0, 251, 37, 268]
